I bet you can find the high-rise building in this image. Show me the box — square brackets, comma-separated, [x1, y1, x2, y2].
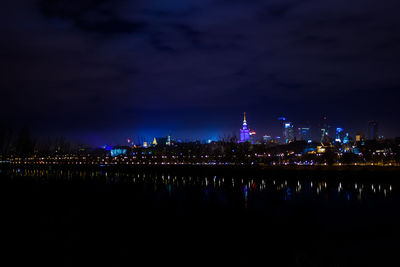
[335, 128, 344, 143]
[284, 122, 295, 143]
[152, 137, 158, 146]
[239, 112, 251, 143]
[166, 134, 171, 146]
[278, 117, 286, 142]
[368, 121, 378, 140]
[298, 127, 311, 142]
[250, 131, 257, 144]
[320, 115, 330, 143]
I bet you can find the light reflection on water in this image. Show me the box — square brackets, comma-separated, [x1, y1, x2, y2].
[2, 167, 400, 267]
[3, 168, 395, 209]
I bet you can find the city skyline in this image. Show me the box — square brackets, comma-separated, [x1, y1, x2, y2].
[2, 2, 400, 266]
[71, 113, 388, 148]
[94, 113, 387, 147]
[0, 111, 392, 148]
[1, 0, 400, 144]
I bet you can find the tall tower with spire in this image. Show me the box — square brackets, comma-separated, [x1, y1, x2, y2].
[239, 112, 250, 143]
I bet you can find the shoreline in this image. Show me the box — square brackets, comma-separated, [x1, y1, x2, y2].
[1, 163, 400, 180]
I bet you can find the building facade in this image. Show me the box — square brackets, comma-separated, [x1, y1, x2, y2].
[284, 122, 295, 143]
[239, 113, 251, 143]
[299, 127, 311, 142]
[335, 127, 344, 143]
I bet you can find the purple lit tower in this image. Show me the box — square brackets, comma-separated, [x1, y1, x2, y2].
[239, 112, 250, 143]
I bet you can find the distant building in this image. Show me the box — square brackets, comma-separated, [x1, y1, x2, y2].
[341, 133, 354, 153]
[284, 122, 295, 143]
[250, 131, 257, 144]
[278, 117, 286, 142]
[152, 137, 157, 146]
[143, 141, 148, 148]
[166, 134, 171, 146]
[342, 133, 351, 144]
[111, 147, 127, 157]
[335, 128, 344, 143]
[239, 113, 251, 143]
[320, 115, 330, 143]
[298, 127, 311, 142]
[368, 121, 378, 140]
[263, 135, 272, 143]
[355, 132, 365, 142]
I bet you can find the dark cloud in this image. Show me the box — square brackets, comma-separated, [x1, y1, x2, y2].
[39, 0, 146, 34]
[1, 0, 400, 144]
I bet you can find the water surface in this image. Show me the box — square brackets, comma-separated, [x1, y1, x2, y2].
[1, 167, 399, 266]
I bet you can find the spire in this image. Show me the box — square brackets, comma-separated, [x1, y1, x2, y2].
[242, 112, 248, 129]
[239, 112, 250, 143]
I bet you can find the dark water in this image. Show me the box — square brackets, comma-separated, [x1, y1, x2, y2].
[1, 167, 399, 266]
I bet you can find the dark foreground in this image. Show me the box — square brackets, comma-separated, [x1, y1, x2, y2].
[1, 166, 400, 266]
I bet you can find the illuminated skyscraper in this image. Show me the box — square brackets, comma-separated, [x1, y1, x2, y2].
[320, 115, 330, 143]
[298, 127, 311, 142]
[239, 112, 250, 143]
[368, 121, 378, 140]
[166, 134, 171, 146]
[284, 122, 295, 143]
[335, 128, 344, 143]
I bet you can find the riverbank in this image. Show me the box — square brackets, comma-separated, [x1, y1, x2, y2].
[2, 162, 400, 181]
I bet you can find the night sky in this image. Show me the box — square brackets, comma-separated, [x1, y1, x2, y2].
[1, 0, 400, 146]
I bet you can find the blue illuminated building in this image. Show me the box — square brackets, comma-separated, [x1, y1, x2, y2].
[111, 148, 127, 157]
[284, 122, 295, 143]
[335, 127, 344, 143]
[343, 133, 351, 144]
[239, 113, 250, 143]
